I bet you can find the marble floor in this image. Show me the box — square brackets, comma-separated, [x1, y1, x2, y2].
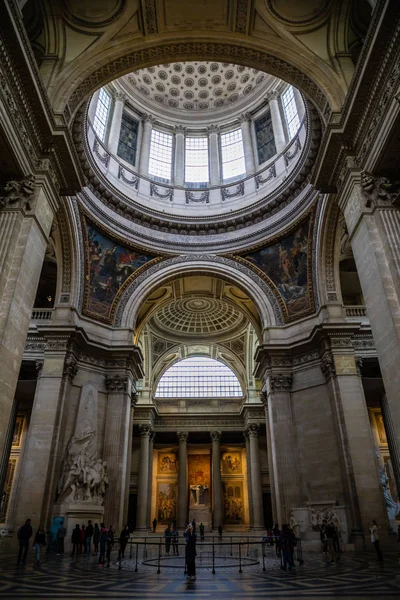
[0, 547, 399, 599]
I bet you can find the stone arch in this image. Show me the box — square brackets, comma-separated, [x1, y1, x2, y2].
[55, 38, 346, 121]
[319, 195, 342, 305]
[115, 255, 285, 336]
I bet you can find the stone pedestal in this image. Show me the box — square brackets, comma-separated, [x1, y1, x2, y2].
[54, 502, 104, 549]
[189, 505, 212, 530]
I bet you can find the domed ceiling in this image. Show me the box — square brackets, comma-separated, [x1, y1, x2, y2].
[124, 61, 272, 115]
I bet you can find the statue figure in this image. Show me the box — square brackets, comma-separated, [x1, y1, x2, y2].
[190, 484, 208, 506]
[0, 175, 35, 210]
[379, 464, 400, 520]
[289, 510, 300, 537]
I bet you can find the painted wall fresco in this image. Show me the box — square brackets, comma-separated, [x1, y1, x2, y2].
[223, 482, 244, 524]
[158, 452, 179, 474]
[221, 452, 242, 475]
[188, 454, 210, 487]
[157, 482, 177, 523]
[255, 111, 276, 164]
[241, 218, 312, 318]
[84, 220, 157, 321]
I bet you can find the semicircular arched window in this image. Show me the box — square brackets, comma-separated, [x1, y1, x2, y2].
[155, 357, 243, 398]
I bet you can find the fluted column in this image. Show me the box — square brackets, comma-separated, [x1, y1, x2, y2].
[139, 115, 154, 176]
[261, 392, 277, 523]
[177, 431, 188, 528]
[108, 91, 127, 155]
[244, 431, 253, 528]
[211, 431, 223, 529]
[238, 114, 255, 175]
[147, 430, 155, 529]
[267, 91, 286, 152]
[381, 394, 400, 503]
[208, 125, 221, 184]
[246, 424, 264, 529]
[0, 176, 55, 496]
[136, 424, 152, 530]
[174, 126, 186, 186]
[293, 87, 305, 121]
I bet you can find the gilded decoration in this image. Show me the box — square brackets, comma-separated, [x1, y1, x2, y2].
[188, 454, 210, 487]
[232, 212, 315, 321]
[82, 214, 165, 323]
[156, 482, 177, 523]
[12, 416, 24, 448]
[157, 452, 178, 474]
[223, 481, 244, 524]
[0, 458, 17, 522]
[221, 452, 242, 475]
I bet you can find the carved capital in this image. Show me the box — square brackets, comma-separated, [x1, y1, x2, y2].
[320, 355, 336, 380]
[207, 124, 220, 134]
[0, 175, 35, 211]
[210, 430, 222, 443]
[105, 374, 128, 392]
[35, 360, 44, 378]
[63, 354, 78, 382]
[266, 90, 279, 102]
[355, 356, 363, 377]
[260, 390, 268, 407]
[237, 112, 251, 124]
[113, 90, 127, 103]
[361, 171, 400, 208]
[142, 113, 156, 125]
[139, 423, 153, 437]
[131, 391, 139, 408]
[177, 431, 188, 443]
[246, 423, 259, 438]
[174, 124, 186, 135]
[269, 373, 292, 392]
[150, 430, 156, 443]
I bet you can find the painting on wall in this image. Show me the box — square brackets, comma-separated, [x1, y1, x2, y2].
[157, 482, 177, 523]
[83, 218, 163, 322]
[158, 452, 179, 474]
[188, 454, 210, 487]
[12, 416, 24, 448]
[0, 458, 17, 522]
[237, 216, 314, 320]
[221, 452, 242, 475]
[223, 481, 244, 524]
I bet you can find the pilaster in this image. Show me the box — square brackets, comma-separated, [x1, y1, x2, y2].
[136, 423, 153, 530]
[266, 91, 286, 152]
[174, 126, 186, 186]
[238, 114, 255, 174]
[210, 430, 223, 530]
[108, 91, 127, 156]
[139, 114, 155, 176]
[177, 431, 188, 528]
[245, 424, 264, 529]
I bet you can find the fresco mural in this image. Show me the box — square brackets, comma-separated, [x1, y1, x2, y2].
[223, 482, 244, 524]
[221, 452, 242, 475]
[158, 452, 179, 474]
[157, 482, 177, 523]
[240, 218, 312, 318]
[84, 220, 157, 321]
[188, 454, 210, 487]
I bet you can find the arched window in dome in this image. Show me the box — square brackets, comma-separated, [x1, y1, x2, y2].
[221, 129, 246, 181]
[149, 129, 173, 182]
[93, 88, 111, 142]
[155, 357, 243, 398]
[185, 137, 209, 186]
[282, 85, 300, 140]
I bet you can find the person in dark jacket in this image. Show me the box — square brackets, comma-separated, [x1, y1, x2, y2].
[152, 518, 157, 533]
[118, 524, 130, 560]
[86, 520, 94, 555]
[56, 521, 66, 555]
[33, 526, 46, 564]
[93, 523, 100, 554]
[71, 524, 81, 558]
[218, 524, 223, 541]
[17, 519, 32, 564]
[185, 524, 197, 581]
[98, 523, 108, 565]
[280, 524, 295, 571]
[272, 523, 281, 556]
[164, 524, 171, 554]
[80, 524, 86, 554]
[326, 522, 338, 563]
[199, 523, 205, 541]
[106, 525, 115, 567]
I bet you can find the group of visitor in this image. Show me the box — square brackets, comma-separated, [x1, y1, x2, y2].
[263, 523, 298, 571]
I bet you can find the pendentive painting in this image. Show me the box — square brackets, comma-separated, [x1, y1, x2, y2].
[83, 218, 161, 322]
[221, 452, 242, 475]
[223, 482, 244, 524]
[239, 217, 313, 320]
[188, 454, 210, 487]
[157, 482, 177, 523]
[158, 452, 179, 474]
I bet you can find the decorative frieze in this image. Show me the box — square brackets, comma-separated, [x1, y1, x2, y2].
[105, 374, 128, 392]
[63, 354, 78, 382]
[320, 355, 336, 380]
[361, 171, 400, 208]
[269, 373, 293, 391]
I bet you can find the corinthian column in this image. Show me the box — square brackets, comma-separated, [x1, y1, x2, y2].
[136, 424, 152, 530]
[177, 431, 188, 528]
[0, 176, 55, 496]
[380, 394, 400, 498]
[238, 114, 255, 175]
[108, 91, 127, 155]
[208, 125, 221, 184]
[267, 91, 286, 152]
[139, 115, 155, 176]
[246, 424, 264, 529]
[174, 126, 186, 186]
[211, 431, 223, 529]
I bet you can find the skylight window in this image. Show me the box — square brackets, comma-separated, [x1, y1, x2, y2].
[185, 137, 209, 184]
[149, 129, 173, 182]
[282, 85, 300, 140]
[155, 357, 243, 398]
[221, 129, 246, 181]
[93, 88, 111, 142]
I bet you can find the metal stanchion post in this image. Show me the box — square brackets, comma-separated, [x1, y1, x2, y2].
[230, 536, 233, 556]
[239, 542, 242, 574]
[129, 539, 132, 559]
[118, 540, 122, 571]
[212, 537, 215, 575]
[135, 542, 139, 572]
[247, 536, 249, 557]
[144, 538, 147, 559]
[157, 542, 161, 574]
[262, 541, 266, 571]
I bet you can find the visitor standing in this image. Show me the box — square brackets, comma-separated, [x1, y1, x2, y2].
[171, 525, 179, 555]
[86, 520, 94, 555]
[71, 524, 81, 558]
[199, 523, 205, 541]
[106, 525, 115, 567]
[280, 524, 295, 571]
[118, 524, 130, 560]
[98, 523, 108, 565]
[185, 524, 197, 581]
[152, 518, 157, 533]
[218, 524, 223, 541]
[93, 523, 100, 554]
[56, 521, 66, 555]
[191, 518, 196, 533]
[320, 521, 328, 554]
[273, 523, 281, 556]
[164, 524, 171, 554]
[33, 526, 46, 565]
[17, 518, 32, 564]
[369, 520, 383, 561]
[326, 521, 338, 563]
[80, 524, 86, 554]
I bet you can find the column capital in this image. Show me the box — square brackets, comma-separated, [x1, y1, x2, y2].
[35, 360, 44, 378]
[207, 124, 220, 134]
[269, 373, 293, 392]
[113, 90, 127, 103]
[237, 112, 251, 124]
[0, 175, 35, 211]
[246, 423, 259, 438]
[320, 354, 336, 381]
[174, 124, 186, 135]
[210, 430, 222, 443]
[260, 390, 268, 407]
[106, 374, 128, 392]
[150, 430, 156, 443]
[139, 423, 153, 437]
[266, 90, 279, 102]
[142, 113, 156, 125]
[177, 431, 188, 443]
[360, 171, 400, 208]
[63, 353, 78, 382]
